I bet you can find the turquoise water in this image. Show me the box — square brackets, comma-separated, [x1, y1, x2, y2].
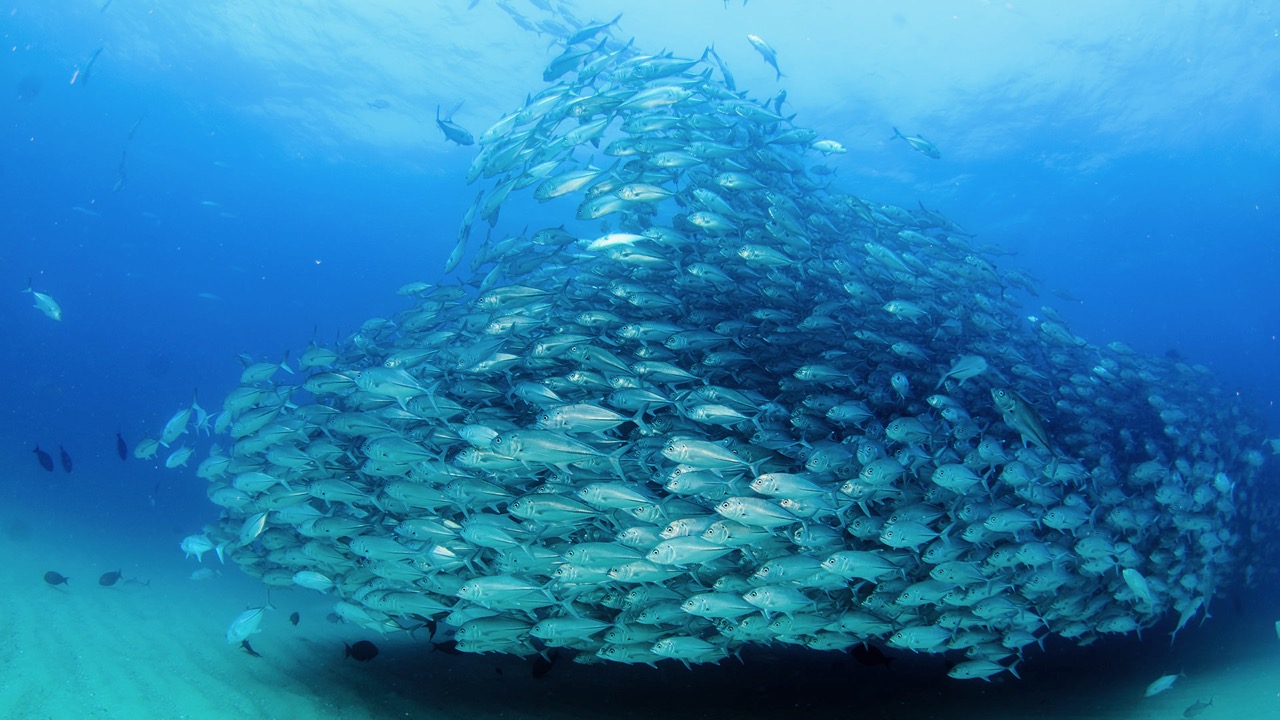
[3, 2, 1278, 717]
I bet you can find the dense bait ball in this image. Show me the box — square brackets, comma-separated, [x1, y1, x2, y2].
[160, 32, 1270, 679]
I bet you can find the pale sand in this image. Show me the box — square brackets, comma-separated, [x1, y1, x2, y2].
[1, 504, 1276, 720]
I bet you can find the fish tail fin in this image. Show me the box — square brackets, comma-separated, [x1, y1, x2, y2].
[214, 541, 228, 564]
[890, 127, 904, 141]
[23, 278, 33, 293]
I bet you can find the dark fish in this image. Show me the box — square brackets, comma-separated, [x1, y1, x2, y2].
[851, 644, 893, 668]
[531, 649, 561, 679]
[344, 640, 379, 662]
[436, 103, 475, 146]
[289, 611, 300, 627]
[116, 432, 128, 460]
[33, 445, 54, 472]
[240, 640, 262, 658]
[59, 446, 73, 473]
[99, 570, 122, 587]
[1184, 698, 1212, 717]
[366, 99, 390, 110]
[44, 571, 69, 586]
[432, 640, 462, 655]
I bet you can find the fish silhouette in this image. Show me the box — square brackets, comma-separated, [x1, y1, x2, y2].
[59, 446, 73, 473]
[344, 640, 379, 662]
[44, 571, 69, 586]
[33, 446, 54, 472]
[116, 433, 128, 460]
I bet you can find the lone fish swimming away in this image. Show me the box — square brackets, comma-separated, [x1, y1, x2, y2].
[746, 34, 783, 80]
[23, 281, 62, 321]
[891, 127, 941, 159]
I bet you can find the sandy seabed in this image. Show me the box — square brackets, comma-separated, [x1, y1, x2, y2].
[1, 503, 1277, 720]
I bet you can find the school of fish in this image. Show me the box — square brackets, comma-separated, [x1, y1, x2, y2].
[154, 13, 1275, 679]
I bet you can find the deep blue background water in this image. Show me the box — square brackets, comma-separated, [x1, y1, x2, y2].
[3, 1, 1277, 539]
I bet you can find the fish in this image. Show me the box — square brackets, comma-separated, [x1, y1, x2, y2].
[226, 605, 269, 645]
[99, 570, 122, 587]
[990, 388, 1053, 452]
[33, 445, 54, 472]
[1144, 673, 1182, 697]
[436, 102, 475, 146]
[59, 446, 73, 473]
[1183, 698, 1212, 717]
[565, 13, 622, 45]
[180, 534, 225, 563]
[23, 282, 62, 321]
[116, 432, 128, 460]
[133, 438, 160, 459]
[890, 127, 941, 159]
[344, 640, 379, 661]
[289, 612, 300, 627]
[746, 34, 783, 80]
[936, 355, 988, 389]
[43, 571, 69, 586]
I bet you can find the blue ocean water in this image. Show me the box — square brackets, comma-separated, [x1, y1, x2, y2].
[2, 1, 1279, 715]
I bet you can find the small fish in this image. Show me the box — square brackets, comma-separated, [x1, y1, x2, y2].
[890, 127, 941, 159]
[746, 34, 783, 80]
[345, 640, 379, 662]
[99, 570, 122, 587]
[436, 103, 475, 146]
[366, 99, 390, 110]
[1183, 698, 1212, 717]
[289, 611, 300, 627]
[116, 432, 128, 460]
[44, 571, 70, 586]
[59, 446, 73, 473]
[240, 640, 262, 658]
[33, 445, 54, 472]
[1144, 672, 1182, 697]
[23, 281, 62, 321]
